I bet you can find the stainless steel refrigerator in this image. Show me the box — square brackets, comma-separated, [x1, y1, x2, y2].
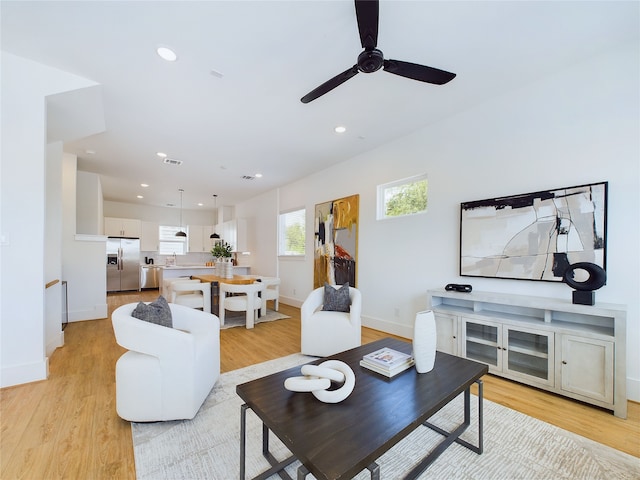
[107, 237, 140, 292]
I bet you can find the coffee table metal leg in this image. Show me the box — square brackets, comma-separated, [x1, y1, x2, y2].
[298, 462, 379, 479]
[367, 462, 380, 479]
[297, 465, 309, 479]
[406, 380, 484, 479]
[240, 404, 248, 480]
[457, 379, 483, 454]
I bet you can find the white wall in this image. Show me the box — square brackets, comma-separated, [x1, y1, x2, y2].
[45, 142, 64, 357]
[76, 171, 104, 235]
[62, 153, 108, 322]
[104, 200, 214, 226]
[235, 189, 279, 277]
[0, 53, 100, 387]
[240, 43, 640, 400]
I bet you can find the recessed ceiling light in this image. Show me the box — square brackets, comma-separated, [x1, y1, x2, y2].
[140, 183, 149, 188]
[255, 173, 263, 178]
[156, 152, 167, 158]
[335, 126, 346, 134]
[197, 203, 204, 207]
[137, 195, 144, 199]
[210, 69, 224, 79]
[85, 149, 96, 155]
[156, 46, 177, 62]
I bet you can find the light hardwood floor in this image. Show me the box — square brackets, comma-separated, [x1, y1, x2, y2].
[1, 290, 638, 479]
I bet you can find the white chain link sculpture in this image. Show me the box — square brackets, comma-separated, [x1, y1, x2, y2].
[284, 360, 355, 403]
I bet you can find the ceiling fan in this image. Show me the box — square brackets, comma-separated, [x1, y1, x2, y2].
[300, 0, 456, 104]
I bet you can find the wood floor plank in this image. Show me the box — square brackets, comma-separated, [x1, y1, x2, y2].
[0, 290, 637, 480]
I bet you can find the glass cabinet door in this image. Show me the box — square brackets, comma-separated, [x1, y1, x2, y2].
[504, 327, 554, 387]
[463, 319, 501, 369]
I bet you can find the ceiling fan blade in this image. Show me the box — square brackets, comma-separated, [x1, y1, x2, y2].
[383, 59, 456, 85]
[300, 66, 359, 104]
[355, 0, 379, 50]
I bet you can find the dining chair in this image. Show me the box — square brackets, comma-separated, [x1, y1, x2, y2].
[171, 281, 211, 313]
[162, 277, 199, 298]
[255, 276, 280, 315]
[218, 281, 265, 329]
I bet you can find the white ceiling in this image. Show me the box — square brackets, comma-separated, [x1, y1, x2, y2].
[2, 1, 638, 211]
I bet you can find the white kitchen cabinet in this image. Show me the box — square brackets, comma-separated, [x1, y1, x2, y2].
[104, 217, 141, 237]
[188, 225, 216, 253]
[219, 219, 247, 252]
[140, 221, 159, 251]
[427, 289, 627, 418]
[434, 312, 459, 356]
[188, 225, 205, 253]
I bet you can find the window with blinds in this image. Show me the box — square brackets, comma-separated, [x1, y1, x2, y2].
[158, 225, 187, 255]
[278, 208, 305, 256]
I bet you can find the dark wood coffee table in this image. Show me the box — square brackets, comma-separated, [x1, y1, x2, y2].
[236, 338, 488, 480]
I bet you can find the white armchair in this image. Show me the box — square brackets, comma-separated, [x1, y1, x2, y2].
[301, 286, 362, 357]
[112, 302, 220, 422]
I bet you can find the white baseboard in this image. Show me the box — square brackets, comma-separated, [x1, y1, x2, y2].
[627, 377, 640, 403]
[362, 315, 413, 339]
[46, 331, 64, 357]
[280, 296, 303, 309]
[69, 303, 108, 322]
[1, 358, 48, 388]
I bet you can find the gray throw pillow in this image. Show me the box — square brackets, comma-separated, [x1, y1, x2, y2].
[131, 295, 173, 328]
[322, 283, 351, 312]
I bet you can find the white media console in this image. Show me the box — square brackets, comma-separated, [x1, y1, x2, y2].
[427, 289, 627, 418]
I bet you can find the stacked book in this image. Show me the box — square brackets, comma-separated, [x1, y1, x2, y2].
[360, 347, 415, 377]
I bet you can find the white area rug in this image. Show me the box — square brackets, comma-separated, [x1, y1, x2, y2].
[132, 354, 639, 479]
[219, 310, 290, 329]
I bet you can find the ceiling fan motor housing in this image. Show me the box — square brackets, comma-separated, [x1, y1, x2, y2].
[358, 48, 384, 73]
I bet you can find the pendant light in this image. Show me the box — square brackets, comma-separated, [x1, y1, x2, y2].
[175, 188, 187, 237]
[210, 194, 220, 239]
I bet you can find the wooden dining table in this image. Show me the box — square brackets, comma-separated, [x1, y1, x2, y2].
[190, 274, 257, 316]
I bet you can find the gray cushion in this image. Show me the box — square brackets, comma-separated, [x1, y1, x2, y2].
[322, 283, 351, 312]
[132, 295, 173, 328]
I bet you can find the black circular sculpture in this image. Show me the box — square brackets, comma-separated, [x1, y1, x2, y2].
[562, 262, 606, 305]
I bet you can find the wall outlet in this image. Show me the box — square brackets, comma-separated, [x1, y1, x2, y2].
[293, 288, 297, 295]
[394, 307, 400, 317]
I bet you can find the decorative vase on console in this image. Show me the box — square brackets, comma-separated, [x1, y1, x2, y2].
[413, 310, 437, 373]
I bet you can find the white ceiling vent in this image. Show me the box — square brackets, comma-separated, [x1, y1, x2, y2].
[163, 157, 183, 166]
[242, 175, 255, 180]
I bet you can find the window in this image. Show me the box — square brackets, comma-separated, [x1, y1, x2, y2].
[158, 225, 188, 255]
[279, 208, 305, 256]
[377, 174, 428, 220]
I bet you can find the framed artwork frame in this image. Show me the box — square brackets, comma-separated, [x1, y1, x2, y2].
[314, 194, 359, 288]
[460, 182, 607, 282]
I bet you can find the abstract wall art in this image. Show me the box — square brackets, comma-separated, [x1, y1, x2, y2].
[314, 194, 359, 288]
[460, 182, 607, 282]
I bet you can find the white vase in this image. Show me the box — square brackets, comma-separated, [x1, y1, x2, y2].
[413, 310, 437, 373]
